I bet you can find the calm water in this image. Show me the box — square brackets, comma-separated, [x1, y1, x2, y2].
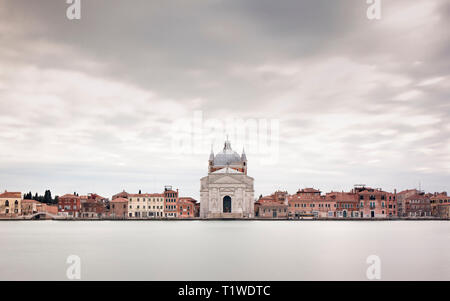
[0, 220, 449, 281]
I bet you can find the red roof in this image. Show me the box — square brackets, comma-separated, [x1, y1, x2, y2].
[111, 197, 128, 203]
[178, 197, 198, 204]
[59, 194, 81, 199]
[259, 201, 287, 208]
[129, 193, 164, 197]
[405, 194, 429, 201]
[0, 191, 21, 198]
[22, 199, 40, 204]
[326, 192, 358, 201]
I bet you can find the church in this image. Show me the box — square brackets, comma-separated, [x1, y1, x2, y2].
[200, 139, 255, 219]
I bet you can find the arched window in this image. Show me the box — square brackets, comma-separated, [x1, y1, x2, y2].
[223, 196, 232, 213]
[5, 200, 9, 207]
[14, 200, 18, 205]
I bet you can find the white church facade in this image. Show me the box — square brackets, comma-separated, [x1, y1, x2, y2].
[200, 139, 255, 219]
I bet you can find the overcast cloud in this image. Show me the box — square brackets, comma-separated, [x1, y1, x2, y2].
[0, 0, 449, 199]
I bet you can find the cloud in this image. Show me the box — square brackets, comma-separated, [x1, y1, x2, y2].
[0, 0, 449, 197]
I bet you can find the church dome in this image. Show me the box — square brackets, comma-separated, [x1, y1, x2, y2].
[213, 140, 242, 165]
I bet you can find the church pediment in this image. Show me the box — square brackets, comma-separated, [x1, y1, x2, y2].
[210, 175, 245, 185]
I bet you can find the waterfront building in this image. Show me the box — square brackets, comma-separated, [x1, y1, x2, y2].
[127, 192, 165, 218]
[164, 186, 178, 218]
[80, 193, 107, 219]
[255, 191, 288, 218]
[177, 197, 197, 218]
[353, 185, 389, 218]
[258, 201, 288, 219]
[147, 193, 164, 218]
[128, 192, 149, 218]
[288, 188, 336, 219]
[21, 199, 40, 216]
[326, 191, 358, 218]
[21, 199, 58, 218]
[0, 191, 22, 217]
[386, 191, 397, 217]
[58, 194, 81, 217]
[200, 139, 255, 219]
[396, 189, 421, 217]
[404, 193, 431, 217]
[430, 192, 450, 219]
[109, 197, 128, 219]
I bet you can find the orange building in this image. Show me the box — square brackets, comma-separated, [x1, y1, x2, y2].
[326, 192, 358, 218]
[288, 188, 336, 219]
[353, 185, 390, 218]
[255, 191, 288, 218]
[109, 197, 128, 219]
[21, 199, 58, 219]
[58, 194, 81, 218]
[430, 193, 450, 219]
[80, 193, 107, 219]
[404, 193, 431, 217]
[396, 189, 421, 217]
[164, 186, 178, 218]
[258, 201, 288, 219]
[177, 197, 197, 218]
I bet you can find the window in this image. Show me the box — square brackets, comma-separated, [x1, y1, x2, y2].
[5, 200, 9, 207]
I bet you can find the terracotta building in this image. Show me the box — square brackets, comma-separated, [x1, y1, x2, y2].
[353, 185, 389, 218]
[255, 191, 288, 217]
[430, 193, 450, 219]
[255, 190, 288, 219]
[0, 191, 22, 217]
[109, 197, 128, 219]
[164, 186, 178, 218]
[288, 188, 334, 219]
[396, 189, 421, 217]
[258, 201, 288, 219]
[21, 199, 40, 216]
[58, 194, 81, 217]
[404, 193, 431, 217]
[326, 192, 357, 218]
[21, 199, 58, 219]
[177, 197, 197, 218]
[80, 193, 107, 219]
[386, 191, 397, 217]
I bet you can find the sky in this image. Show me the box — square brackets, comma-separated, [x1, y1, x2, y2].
[0, 0, 449, 199]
